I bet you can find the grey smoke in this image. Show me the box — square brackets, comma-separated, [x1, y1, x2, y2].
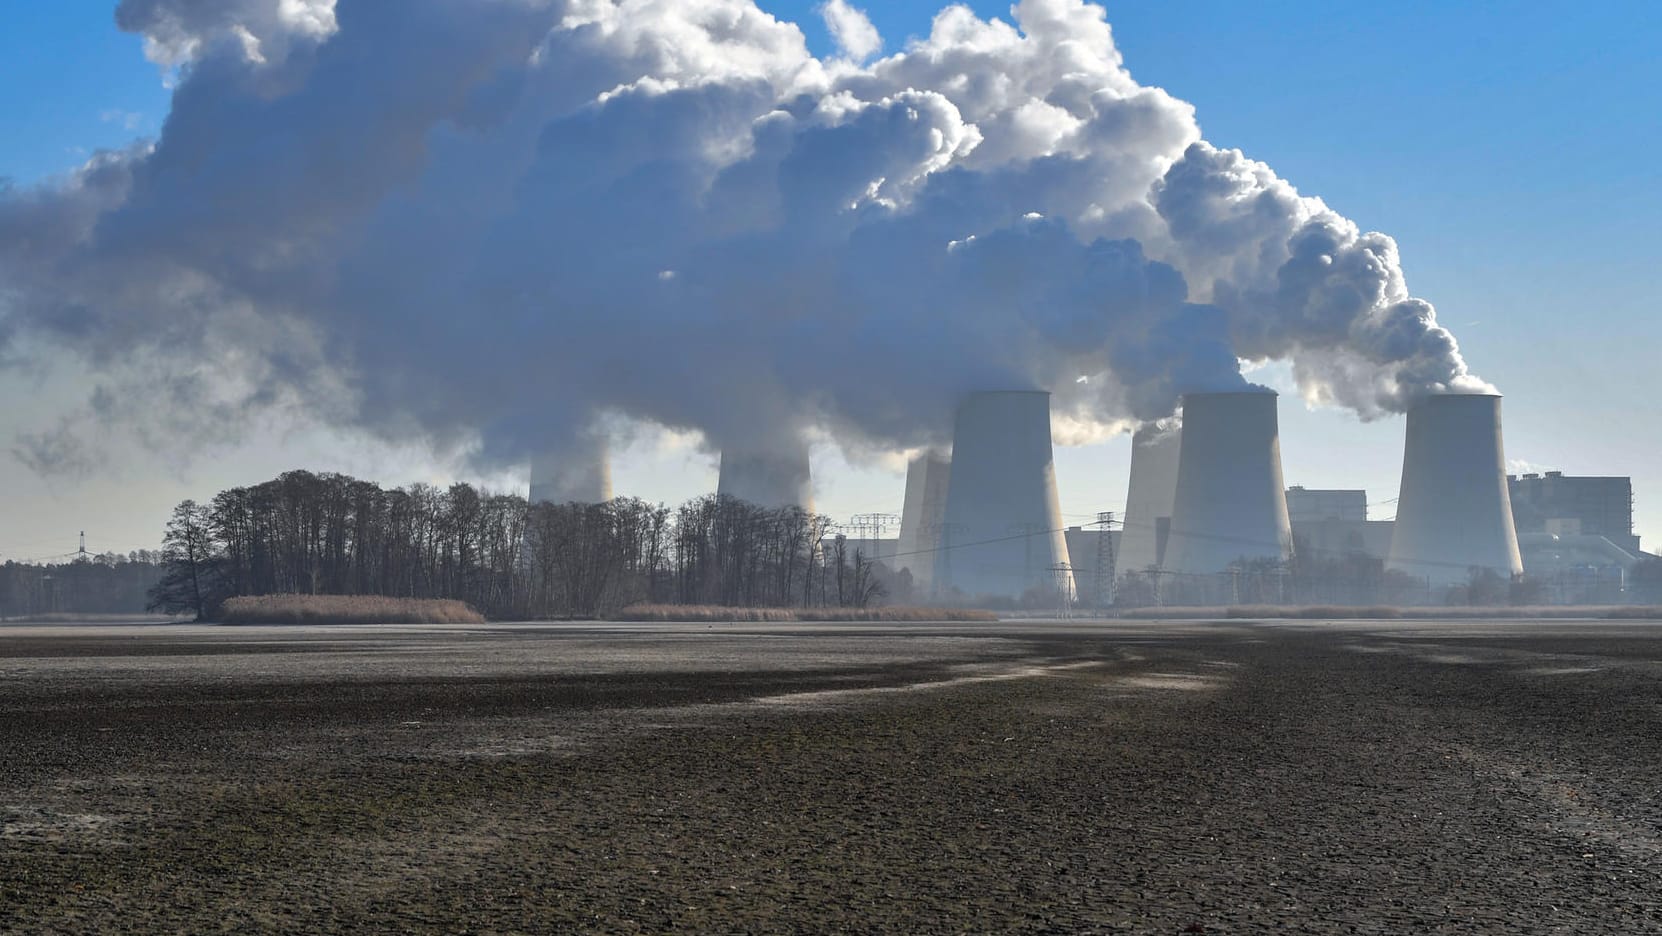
[0, 0, 1489, 481]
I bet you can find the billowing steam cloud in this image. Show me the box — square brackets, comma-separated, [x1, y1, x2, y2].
[0, 0, 1489, 479]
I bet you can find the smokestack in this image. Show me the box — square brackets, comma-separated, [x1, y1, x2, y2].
[1164, 390, 1293, 574]
[1387, 393, 1523, 585]
[895, 451, 951, 593]
[529, 441, 613, 504]
[717, 444, 814, 511]
[1119, 422, 1181, 576]
[936, 391, 1072, 601]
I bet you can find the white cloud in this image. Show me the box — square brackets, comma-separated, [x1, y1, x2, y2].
[819, 0, 881, 62]
[1, 0, 1485, 491]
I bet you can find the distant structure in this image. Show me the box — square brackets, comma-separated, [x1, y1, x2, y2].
[1387, 393, 1524, 585]
[1286, 487, 1368, 525]
[1509, 471, 1640, 554]
[529, 441, 613, 504]
[936, 391, 1072, 601]
[1163, 391, 1294, 575]
[1064, 524, 1123, 608]
[1286, 487, 1392, 562]
[1118, 423, 1181, 577]
[718, 443, 814, 511]
[894, 452, 951, 593]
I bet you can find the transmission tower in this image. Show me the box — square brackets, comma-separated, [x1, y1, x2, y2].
[1094, 511, 1117, 612]
[850, 513, 901, 562]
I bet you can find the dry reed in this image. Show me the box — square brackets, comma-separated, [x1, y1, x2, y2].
[1118, 605, 1662, 621]
[610, 604, 998, 623]
[217, 595, 485, 626]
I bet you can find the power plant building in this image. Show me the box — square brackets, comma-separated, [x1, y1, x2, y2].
[936, 391, 1073, 601]
[1509, 471, 1640, 555]
[1286, 487, 1368, 526]
[1285, 486, 1392, 563]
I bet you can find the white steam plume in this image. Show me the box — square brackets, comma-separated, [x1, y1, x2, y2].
[0, 0, 1489, 481]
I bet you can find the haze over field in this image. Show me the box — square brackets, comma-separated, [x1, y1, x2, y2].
[1, 0, 1657, 554]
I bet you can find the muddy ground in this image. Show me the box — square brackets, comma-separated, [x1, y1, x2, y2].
[2, 619, 1660, 933]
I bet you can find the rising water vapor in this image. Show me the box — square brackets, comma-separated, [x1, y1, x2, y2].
[0, 0, 1489, 479]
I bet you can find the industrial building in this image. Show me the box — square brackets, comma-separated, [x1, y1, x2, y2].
[523, 383, 1654, 609]
[1509, 472, 1640, 554]
[1286, 488, 1368, 525]
[1285, 487, 1392, 563]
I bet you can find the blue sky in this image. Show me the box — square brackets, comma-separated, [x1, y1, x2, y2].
[2, 2, 1660, 552]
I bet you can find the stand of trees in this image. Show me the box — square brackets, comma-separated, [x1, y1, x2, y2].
[148, 469, 887, 621]
[0, 552, 167, 619]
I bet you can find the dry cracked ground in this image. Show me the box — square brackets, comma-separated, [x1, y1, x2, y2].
[2, 618, 1661, 933]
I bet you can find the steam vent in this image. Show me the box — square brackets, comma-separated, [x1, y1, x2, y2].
[936, 391, 1072, 601]
[1387, 393, 1524, 585]
[717, 444, 814, 511]
[895, 452, 952, 594]
[1163, 391, 1294, 574]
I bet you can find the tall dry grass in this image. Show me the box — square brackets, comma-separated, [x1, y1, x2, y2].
[217, 595, 485, 626]
[1118, 605, 1662, 621]
[610, 604, 998, 623]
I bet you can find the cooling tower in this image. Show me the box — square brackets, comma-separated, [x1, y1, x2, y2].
[1164, 391, 1293, 574]
[1387, 393, 1523, 585]
[936, 391, 1072, 601]
[1118, 422, 1182, 576]
[529, 441, 613, 504]
[894, 452, 951, 593]
[717, 443, 814, 511]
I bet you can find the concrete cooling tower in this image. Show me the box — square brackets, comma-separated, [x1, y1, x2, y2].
[717, 444, 814, 511]
[936, 391, 1072, 601]
[1387, 393, 1523, 585]
[529, 442, 613, 504]
[1118, 422, 1182, 577]
[1164, 391, 1293, 575]
[894, 452, 951, 593]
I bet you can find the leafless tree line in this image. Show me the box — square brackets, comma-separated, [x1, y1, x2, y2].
[150, 470, 885, 620]
[0, 552, 165, 619]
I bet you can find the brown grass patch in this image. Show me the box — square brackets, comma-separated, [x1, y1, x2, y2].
[217, 595, 485, 626]
[1117, 605, 1662, 621]
[609, 604, 998, 623]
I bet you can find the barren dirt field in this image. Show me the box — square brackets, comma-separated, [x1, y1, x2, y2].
[3, 618, 1661, 933]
